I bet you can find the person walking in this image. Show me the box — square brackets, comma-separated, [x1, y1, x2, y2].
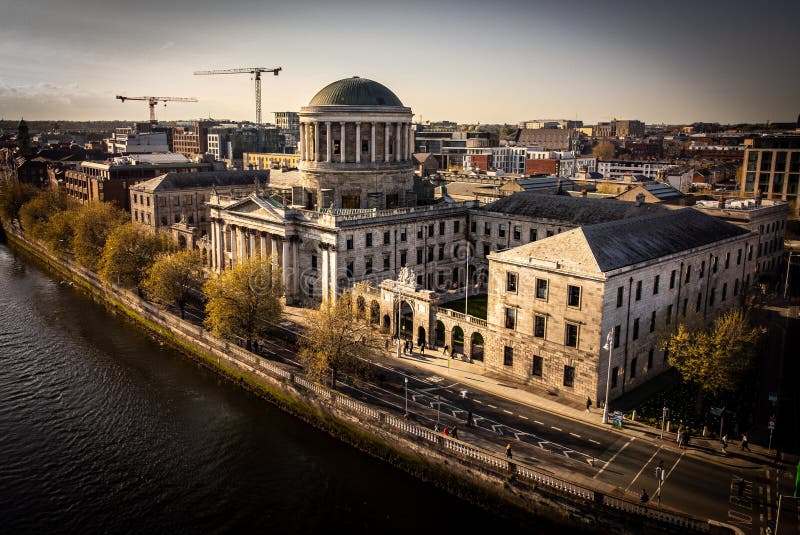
[586, 396, 592, 413]
[420, 340, 425, 356]
[721, 434, 729, 454]
[741, 433, 750, 451]
[443, 425, 449, 436]
[506, 443, 513, 459]
[451, 425, 458, 439]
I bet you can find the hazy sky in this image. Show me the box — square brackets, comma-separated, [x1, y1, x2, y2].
[1, 0, 797, 124]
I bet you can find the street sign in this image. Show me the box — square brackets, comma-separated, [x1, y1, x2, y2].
[769, 417, 776, 431]
[710, 406, 723, 416]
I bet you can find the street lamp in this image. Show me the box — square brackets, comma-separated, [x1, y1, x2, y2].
[660, 405, 669, 440]
[436, 394, 441, 429]
[602, 329, 614, 424]
[404, 377, 409, 416]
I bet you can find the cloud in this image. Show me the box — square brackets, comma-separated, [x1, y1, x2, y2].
[160, 41, 175, 50]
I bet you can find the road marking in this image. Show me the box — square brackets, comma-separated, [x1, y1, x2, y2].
[474, 400, 483, 404]
[551, 426, 562, 431]
[664, 450, 684, 482]
[589, 439, 600, 445]
[625, 445, 662, 492]
[595, 437, 635, 478]
[570, 432, 581, 438]
[487, 404, 497, 408]
[503, 409, 512, 414]
[534, 420, 543, 425]
[519, 415, 528, 420]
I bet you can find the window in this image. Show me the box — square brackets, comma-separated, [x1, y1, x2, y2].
[696, 292, 702, 312]
[534, 315, 546, 338]
[417, 226, 423, 239]
[630, 357, 637, 379]
[416, 249, 423, 264]
[666, 304, 673, 325]
[532, 355, 543, 377]
[536, 279, 548, 300]
[733, 279, 739, 296]
[513, 225, 521, 240]
[365, 257, 373, 275]
[505, 308, 517, 330]
[682, 298, 688, 316]
[563, 365, 575, 388]
[700, 260, 705, 278]
[503, 346, 514, 366]
[427, 246, 434, 262]
[722, 282, 728, 301]
[530, 229, 537, 241]
[366, 232, 373, 247]
[650, 311, 656, 332]
[635, 280, 642, 301]
[498, 224, 506, 238]
[400, 251, 407, 266]
[632, 318, 640, 340]
[617, 286, 624, 307]
[611, 366, 619, 388]
[647, 348, 654, 370]
[567, 285, 581, 308]
[438, 244, 444, 261]
[546, 230, 554, 238]
[565, 323, 579, 347]
[346, 235, 354, 250]
[346, 261, 354, 278]
[748, 244, 753, 261]
[174, 214, 180, 223]
[470, 221, 476, 233]
[709, 287, 716, 306]
[400, 228, 407, 242]
[712, 256, 718, 274]
[506, 272, 518, 293]
[724, 252, 730, 269]
[384, 231, 390, 245]
[737, 248, 742, 265]
[669, 270, 676, 289]
[685, 265, 691, 283]
[613, 325, 621, 348]
[483, 243, 490, 257]
[311, 255, 317, 270]
[173, 196, 180, 206]
[160, 216, 167, 226]
[428, 224, 434, 237]
[484, 222, 491, 235]
[453, 220, 460, 233]
[383, 256, 390, 271]
[439, 221, 445, 235]
[653, 275, 660, 295]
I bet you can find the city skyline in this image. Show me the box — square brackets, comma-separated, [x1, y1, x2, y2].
[1, 0, 798, 125]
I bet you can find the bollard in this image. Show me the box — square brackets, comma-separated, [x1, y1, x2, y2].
[666, 420, 671, 433]
[632, 410, 636, 422]
[703, 426, 708, 437]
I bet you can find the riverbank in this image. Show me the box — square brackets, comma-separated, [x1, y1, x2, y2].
[1, 221, 720, 534]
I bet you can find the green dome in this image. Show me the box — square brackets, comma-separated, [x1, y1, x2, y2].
[309, 77, 403, 107]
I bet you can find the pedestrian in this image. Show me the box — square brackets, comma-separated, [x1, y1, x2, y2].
[721, 434, 728, 454]
[741, 433, 749, 451]
[676, 427, 683, 447]
[443, 344, 449, 356]
[451, 425, 458, 439]
[506, 443, 513, 459]
[655, 460, 664, 481]
[434, 422, 440, 432]
[586, 396, 592, 413]
[466, 410, 473, 428]
[421, 340, 426, 353]
[682, 432, 690, 449]
[443, 425, 449, 436]
[420, 341, 425, 356]
[640, 489, 649, 504]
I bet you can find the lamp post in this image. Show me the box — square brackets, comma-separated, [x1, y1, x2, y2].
[602, 329, 614, 424]
[436, 394, 441, 428]
[660, 405, 669, 440]
[404, 377, 409, 416]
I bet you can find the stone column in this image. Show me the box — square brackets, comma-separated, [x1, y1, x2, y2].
[384, 122, 390, 162]
[371, 122, 376, 163]
[237, 227, 246, 264]
[395, 122, 402, 162]
[249, 230, 256, 261]
[321, 245, 329, 300]
[210, 220, 217, 270]
[329, 246, 338, 298]
[326, 122, 332, 162]
[281, 237, 290, 292]
[292, 237, 300, 298]
[299, 123, 306, 160]
[229, 225, 237, 266]
[314, 121, 320, 162]
[271, 235, 279, 267]
[340, 122, 346, 163]
[355, 122, 361, 163]
[259, 232, 267, 259]
[219, 222, 227, 271]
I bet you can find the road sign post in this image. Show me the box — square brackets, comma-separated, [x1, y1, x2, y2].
[768, 416, 776, 453]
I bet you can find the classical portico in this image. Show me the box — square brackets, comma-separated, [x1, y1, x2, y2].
[296, 77, 415, 210]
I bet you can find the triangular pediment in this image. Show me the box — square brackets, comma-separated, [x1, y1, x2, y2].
[224, 194, 287, 223]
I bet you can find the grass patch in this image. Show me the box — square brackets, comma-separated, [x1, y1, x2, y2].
[439, 293, 488, 319]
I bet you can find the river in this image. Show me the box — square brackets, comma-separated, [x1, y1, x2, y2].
[0, 242, 546, 533]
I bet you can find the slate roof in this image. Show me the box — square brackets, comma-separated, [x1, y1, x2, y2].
[134, 170, 269, 192]
[513, 176, 575, 192]
[480, 191, 668, 224]
[643, 183, 683, 200]
[496, 208, 750, 273]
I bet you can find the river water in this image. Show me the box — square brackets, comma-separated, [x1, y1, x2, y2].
[0, 242, 546, 534]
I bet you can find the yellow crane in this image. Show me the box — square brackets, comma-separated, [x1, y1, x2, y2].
[193, 67, 282, 124]
[115, 95, 198, 123]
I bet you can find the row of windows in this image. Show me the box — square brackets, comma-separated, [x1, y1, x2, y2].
[345, 220, 462, 250]
[505, 274, 581, 308]
[472, 220, 558, 241]
[504, 308, 581, 348]
[502, 349, 577, 387]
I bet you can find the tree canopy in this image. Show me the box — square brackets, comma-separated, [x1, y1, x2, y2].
[299, 291, 378, 386]
[19, 189, 74, 243]
[71, 202, 127, 270]
[142, 249, 203, 318]
[661, 307, 765, 397]
[203, 257, 283, 349]
[592, 140, 615, 160]
[0, 180, 38, 224]
[98, 222, 172, 288]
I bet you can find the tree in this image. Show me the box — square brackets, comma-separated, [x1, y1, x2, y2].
[593, 140, 615, 160]
[203, 257, 283, 349]
[19, 189, 72, 242]
[71, 202, 127, 270]
[661, 307, 765, 397]
[299, 291, 378, 387]
[0, 180, 37, 224]
[98, 222, 172, 288]
[142, 249, 203, 318]
[41, 209, 76, 256]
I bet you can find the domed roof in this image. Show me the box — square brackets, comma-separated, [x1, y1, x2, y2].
[309, 77, 403, 107]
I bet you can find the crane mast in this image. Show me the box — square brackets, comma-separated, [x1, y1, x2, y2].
[193, 67, 282, 124]
[115, 95, 198, 123]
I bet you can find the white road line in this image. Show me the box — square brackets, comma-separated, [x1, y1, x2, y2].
[625, 445, 662, 492]
[519, 415, 528, 420]
[487, 404, 497, 409]
[570, 432, 581, 438]
[595, 437, 635, 478]
[474, 400, 483, 404]
[534, 420, 543, 425]
[663, 450, 684, 482]
[551, 426, 562, 431]
[503, 409, 512, 414]
[589, 439, 601, 445]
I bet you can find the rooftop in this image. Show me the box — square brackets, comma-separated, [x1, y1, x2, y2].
[131, 170, 268, 192]
[308, 77, 404, 107]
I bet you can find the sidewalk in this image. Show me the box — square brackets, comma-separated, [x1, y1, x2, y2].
[374, 344, 796, 472]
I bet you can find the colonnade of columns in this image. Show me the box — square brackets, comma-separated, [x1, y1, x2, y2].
[319, 243, 338, 301]
[299, 120, 413, 163]
[209, 219, 299, 300]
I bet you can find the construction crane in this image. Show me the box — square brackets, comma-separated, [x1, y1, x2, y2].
[193, 67, 282, 124]
[115, 95, 199, 123]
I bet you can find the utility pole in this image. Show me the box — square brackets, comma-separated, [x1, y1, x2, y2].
[602, 330, 614, 424]
[660, 405, 669, 440]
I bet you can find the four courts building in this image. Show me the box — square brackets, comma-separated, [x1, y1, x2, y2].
[206, 76, 781, 404]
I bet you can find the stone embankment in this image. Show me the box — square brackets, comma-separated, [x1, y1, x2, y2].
[2, 222, 730, 535]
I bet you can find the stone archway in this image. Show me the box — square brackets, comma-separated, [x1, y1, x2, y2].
[383, 314, 391, 331]
[417, 326, 426, 346]
[370, 300, 380, 325]
[356, 295, 366, 321]
[400, 301, 413, 339]
[435, 320, 445, 347]
[451, 326, 464, 355]
[470, 332, 484, 361]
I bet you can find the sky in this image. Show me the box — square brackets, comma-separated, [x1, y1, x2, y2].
[0, 0, 798, 125]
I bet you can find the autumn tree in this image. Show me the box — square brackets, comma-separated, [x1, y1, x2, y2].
[19, 189, 73, 242]
[592, 140, 616, 160]
[203, 257, 283, 350]
[71, 202, 127, 270]
[299, 291, 379, 387]
[0, 180, 37, 224]
[41, 210, 76, 256]
[661, 307, 765, 397]
[142, 249, 203, 318]
[98, 223, 172, 288]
